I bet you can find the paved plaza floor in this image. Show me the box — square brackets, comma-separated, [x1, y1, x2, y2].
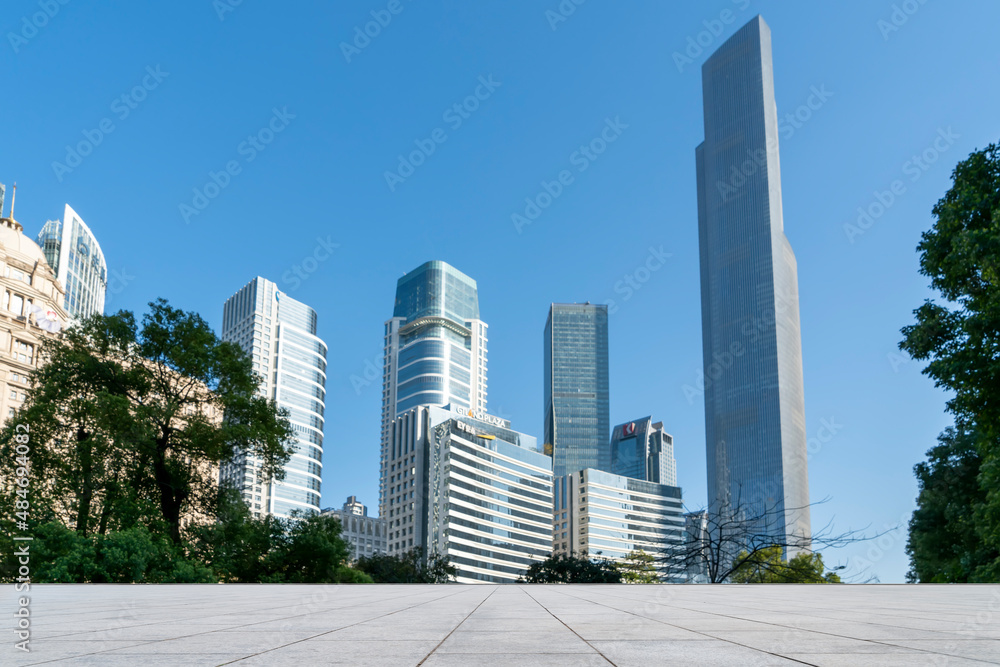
[5, 584, 1000, 666]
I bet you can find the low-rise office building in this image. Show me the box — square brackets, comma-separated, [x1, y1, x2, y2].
[321, 497, 387, 562]
[385, 405, 553, 583]
[554, 468, 685, 581]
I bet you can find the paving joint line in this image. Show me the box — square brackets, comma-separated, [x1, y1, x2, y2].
[519, 585, 618, 666]
[22, 587, 471, 666]
[545, 587, 819, 666]
[415, 585, 498, 666]
[561, 588, 999, 666]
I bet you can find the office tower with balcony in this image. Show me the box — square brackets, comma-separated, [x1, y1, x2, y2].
[36, 204, 107, 319]
[543, 303, 610, 478]
[379, 261, 488, 516]
[695, 16, 810, 548]
[220, 277, 327, 518]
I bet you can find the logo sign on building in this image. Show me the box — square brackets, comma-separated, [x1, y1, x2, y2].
[451, 406, 510, 429]
[623, 422, 636, 437]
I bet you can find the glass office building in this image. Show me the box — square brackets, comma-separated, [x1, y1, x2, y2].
[553, 468, 685, 581]
[695, 16, 810, 549]
[543, 303, 610, 478]
[36, 204, 107, 319]
[385, 405, 553, 583]
[219, 277, 326, 518]
[379, 261, 488, 516]
[610, 417, 677, 487]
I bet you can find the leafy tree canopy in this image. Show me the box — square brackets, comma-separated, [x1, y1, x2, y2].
[900, 142, 1000, 581]
[520, 553, 623, 584]
[730, 545, 842, 584]
[355, 547, 456, 584]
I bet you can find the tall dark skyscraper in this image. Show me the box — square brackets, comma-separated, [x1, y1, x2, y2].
[544, 303, 610, 478]
[695, 16, 810, 547]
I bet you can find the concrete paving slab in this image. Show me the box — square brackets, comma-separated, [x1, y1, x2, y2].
[5, 584, 999, 666]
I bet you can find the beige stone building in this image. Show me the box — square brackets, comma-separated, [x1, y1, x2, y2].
[0, 214, 70, 426]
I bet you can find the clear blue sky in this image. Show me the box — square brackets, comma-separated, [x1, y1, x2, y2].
[4, 1, 998, 583]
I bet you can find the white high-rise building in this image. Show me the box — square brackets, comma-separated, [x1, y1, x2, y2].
[220, 277, 327, 518]
[36, 204, 107, 320]
[385, 405, 553, 582]
[379, 261, 488, 517]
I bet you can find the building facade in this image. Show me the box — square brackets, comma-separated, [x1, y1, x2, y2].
[321, 497, 387, 562]
[385, 405, 553, 583]
[609, 417, 677, 486]
[379, 261, 488, 517]
[36, 204, 107, 320]
[219, 277, 327, 519]
[695, 16, 810, 549]
[0, 214, 70, 426]
[544, 303, 610, 479]
[553, 468, 685, 581]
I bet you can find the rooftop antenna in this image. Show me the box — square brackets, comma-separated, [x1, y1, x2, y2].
[9, 183, 16, 220]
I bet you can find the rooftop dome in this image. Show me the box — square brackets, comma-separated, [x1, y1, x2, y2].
[0, 217, 49, 267]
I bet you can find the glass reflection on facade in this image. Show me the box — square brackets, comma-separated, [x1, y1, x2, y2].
[219, 277, 326, 519]
[554, 468, 684, 581]
[385, 406, 553, 583]
[36, 204, 107, 319]
[380, 261, 488, 517]
[696, 16, 810, 550]
[544, 303, 610, 478]
[610, 417, 677, 486]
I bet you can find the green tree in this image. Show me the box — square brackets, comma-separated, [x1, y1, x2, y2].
[520, 553, 623, 584]
[355, 548, 456, 583]
[264, 513, 365, 583]
[25, 521, 214, 583]
[0, 300, 295, 545]
[900, 142, 1000, 581]
[619, 550, 659, 584]
[190, 493, 370, 583]
[187, 488, 285, 582]
[906, 428, 995, 582]
[730, 545, 842, 584]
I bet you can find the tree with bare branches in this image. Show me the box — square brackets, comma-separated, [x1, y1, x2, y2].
[662, 492, 885, 584]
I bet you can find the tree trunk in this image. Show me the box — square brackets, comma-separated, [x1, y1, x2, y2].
[75, 427, 93, 537]
[151, 426, 187, 544]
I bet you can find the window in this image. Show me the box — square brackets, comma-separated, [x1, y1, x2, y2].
[9, 390, 16, 400]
